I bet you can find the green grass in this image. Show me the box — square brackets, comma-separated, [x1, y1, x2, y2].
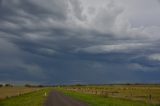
[0, 88, 52, 106]
[58, 88, 158, 106]
[63, 85, 160, 104]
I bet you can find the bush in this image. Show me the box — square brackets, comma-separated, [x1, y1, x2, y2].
[5, 84, 13, 87]
[25, 84, 32, 87]
[0, 84, 3, 87]
[25, 84, 45, 88]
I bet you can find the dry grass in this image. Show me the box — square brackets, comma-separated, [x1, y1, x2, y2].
[64, 85, 160, 105]
[0, 87, 40, 100]
[0, 88, 52, 106]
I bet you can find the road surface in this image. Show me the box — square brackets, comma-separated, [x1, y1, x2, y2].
[44, 90, 88, 106]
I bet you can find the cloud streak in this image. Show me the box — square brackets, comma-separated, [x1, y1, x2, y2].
[76, 43, 150, 54]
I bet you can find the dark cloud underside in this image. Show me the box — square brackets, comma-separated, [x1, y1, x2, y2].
[0, 0, 160, 84]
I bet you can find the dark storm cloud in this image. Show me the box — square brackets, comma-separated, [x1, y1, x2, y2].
[0, 0, 67, 20]
[0, 0, 160, 84]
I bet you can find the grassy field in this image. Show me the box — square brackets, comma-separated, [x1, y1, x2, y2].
[58, 85, 160, 106]
[60, 89, 155, 106]
[0, 87, 52, 106]
[0, 87, 41, 100]
[0, 85, 159, 106]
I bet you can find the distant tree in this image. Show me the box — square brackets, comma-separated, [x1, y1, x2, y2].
[37, 85, 44, 87]
[0, 84, 3, 87]
[25, 84, 45, 88]
[5, 84, 13, 87]
[25, 84, 32, 87]
[73, 84, 84, 87]
[126, 83, 131, 85]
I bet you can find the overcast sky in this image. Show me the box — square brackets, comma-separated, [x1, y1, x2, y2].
[0, 0, 160, 85]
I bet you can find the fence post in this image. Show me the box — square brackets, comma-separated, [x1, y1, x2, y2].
[149, 94, 152, 104]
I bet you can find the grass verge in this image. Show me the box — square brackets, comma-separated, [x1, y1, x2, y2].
[57, 88, 159, 106]
[0, 88, 52, 106]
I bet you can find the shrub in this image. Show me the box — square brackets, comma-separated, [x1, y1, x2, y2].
[5, 84, 13, 87]
[0, 84, 3, 87]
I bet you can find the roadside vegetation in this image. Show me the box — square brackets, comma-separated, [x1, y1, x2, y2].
[0, 87, 52, 106]
[57, 85, 160, 106]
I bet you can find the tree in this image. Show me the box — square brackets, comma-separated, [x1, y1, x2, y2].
[5, 84, 13, 87]
[0, 84, 3, 87]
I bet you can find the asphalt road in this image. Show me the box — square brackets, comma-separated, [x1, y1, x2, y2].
[44, 90, 88, 106]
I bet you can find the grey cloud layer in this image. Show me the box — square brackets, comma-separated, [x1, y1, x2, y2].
[0, 0, 160, 84]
